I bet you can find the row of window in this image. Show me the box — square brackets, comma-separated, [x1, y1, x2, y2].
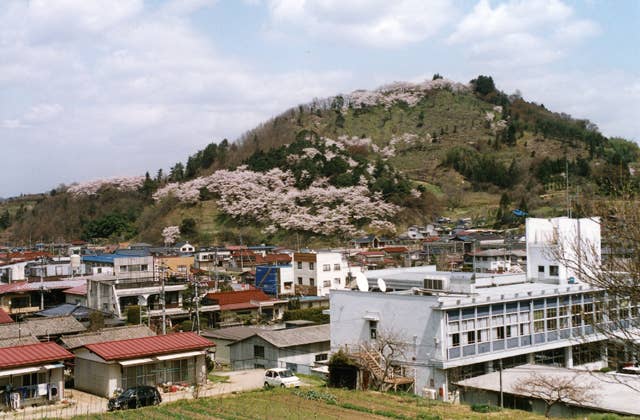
[295, 262, 342, 271]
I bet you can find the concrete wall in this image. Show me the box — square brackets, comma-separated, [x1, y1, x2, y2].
[330, 290, 444, 395]
[74, 353, 121, 397]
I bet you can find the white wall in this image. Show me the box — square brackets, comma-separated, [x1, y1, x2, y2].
[526, 217, 601, 283]
[330, 290, 444, 394]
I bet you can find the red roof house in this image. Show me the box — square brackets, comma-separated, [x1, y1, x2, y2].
[0, 342, 72, 406]
[0, 341, 73, 369]
[84, 332, 212, 361]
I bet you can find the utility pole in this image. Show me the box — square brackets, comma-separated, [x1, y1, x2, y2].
[39, 256, 44, 310]
[499, 359, 504, 408]
[194, 281, 201, 335]
[161, 264, 166, 335]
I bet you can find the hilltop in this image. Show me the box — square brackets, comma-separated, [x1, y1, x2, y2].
[2, 75, 638, 246]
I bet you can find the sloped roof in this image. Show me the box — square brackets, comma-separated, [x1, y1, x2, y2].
[0, 323, 32, 340]
[36, 303, 96, 318]
[201, 326, 261, 342]
[0, 308, 12, 324]
[238, 324, 330, 349]
[62, 325, 156, 350]
[0, 342, 73, 369]
[206, 289, 274, 308]
[264, 254, 292, 264]
[84, 332, 213, 361]
[0, 336, 40, 348]
[63, 284, 87, 296]
[25, 315, 86, 336]
[0, 279, 85, 294]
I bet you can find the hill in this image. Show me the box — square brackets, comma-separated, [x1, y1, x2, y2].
[2, 75, 638, 246]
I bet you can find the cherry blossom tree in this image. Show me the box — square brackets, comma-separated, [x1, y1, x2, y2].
[162, 225, 180, 246]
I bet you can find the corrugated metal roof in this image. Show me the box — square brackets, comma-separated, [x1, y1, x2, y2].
[84, 332, 213, 361]
[0, 342, 73, 369]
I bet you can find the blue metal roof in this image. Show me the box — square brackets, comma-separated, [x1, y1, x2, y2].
[82, 255, 117, 263]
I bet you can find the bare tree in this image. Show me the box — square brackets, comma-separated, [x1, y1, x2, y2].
[359, 328, 412, 391]
[513, 372, 596, 417]
[547, 200, 640, 390]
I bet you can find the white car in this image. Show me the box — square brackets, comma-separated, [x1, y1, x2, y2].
[264, 368, 301, 388]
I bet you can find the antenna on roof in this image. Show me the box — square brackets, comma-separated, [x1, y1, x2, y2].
[355, 271, 369, 292]
[377, 278, 387, 293]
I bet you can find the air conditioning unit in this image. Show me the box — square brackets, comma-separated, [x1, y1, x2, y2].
[423, 388, 437, 400]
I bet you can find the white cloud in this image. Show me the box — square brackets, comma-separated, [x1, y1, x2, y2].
[498, 70, 640, 141]
[267, 0, 456, 48]
[0, 0, 353, 196]
[449, 0, 599, 68]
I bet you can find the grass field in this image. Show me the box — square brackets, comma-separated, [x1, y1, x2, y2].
[74, 387, 551, 420]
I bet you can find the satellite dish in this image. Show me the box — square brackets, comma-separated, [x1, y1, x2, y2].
[355, 271, 369, 292]
[377, 278, 387, 293]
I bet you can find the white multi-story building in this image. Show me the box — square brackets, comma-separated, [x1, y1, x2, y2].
[293, 251, 350, 296]
[330, 217, 619, 401]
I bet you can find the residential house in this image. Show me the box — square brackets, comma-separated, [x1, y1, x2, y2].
[255, 264, 294, 296]
[330, 217, 611, 401]
[206, 288, 287, 327]
[194, 247, 231, 271]
[0, 342, 73, 409]
[85, 273, 219, 326]
[0, 279, 85, 317]
[229, 324, 330, 374]
[293, 251, 350, 296]
[25, 256, 85, 279]
[201, 325, 261, 365]
[174, 242, 195, 254]
[82, 251, 154, 277]
[73, 332, 212, 397]
[157, 255, 195, 279]
[0, 252, 50, 283]
[63, 283, 87, 306]
[350, 235, 392, 249]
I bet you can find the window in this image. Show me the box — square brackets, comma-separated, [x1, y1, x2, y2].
[254, 345, 265, 358]
[549, 265, 559, 276]
[297, 277, 303, 285]
[334, 264, 341, 271]
[120, 265, 127, 273]
[369, 320, 378, 339]
[284, 282, 292, 290]
[467, 331, 476, 344]
[141, 264, 148, 271]
[423, 278, 443, 290]
[309, 262, 315, 270]
[322, 264, 331, 272]
[309, 278, 315, 287]
[493, 326, 505, 340]
[315, 353, 328, 362]
[323, 280, 331, 287]
[451, 333, 460, 347]
[538, 265, 544, 273]
[334, 278, 341, 286]
[297, 262, 302, 269]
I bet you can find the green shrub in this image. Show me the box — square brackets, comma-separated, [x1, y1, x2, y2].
[470, 403, 501, 413]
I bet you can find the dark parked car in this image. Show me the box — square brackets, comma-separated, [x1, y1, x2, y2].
[108, 386, 162, 411]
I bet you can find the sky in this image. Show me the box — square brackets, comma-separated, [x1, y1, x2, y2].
[1, 0, 639, 197]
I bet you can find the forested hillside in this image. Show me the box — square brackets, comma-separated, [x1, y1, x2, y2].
[2, 75, 637, 246]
